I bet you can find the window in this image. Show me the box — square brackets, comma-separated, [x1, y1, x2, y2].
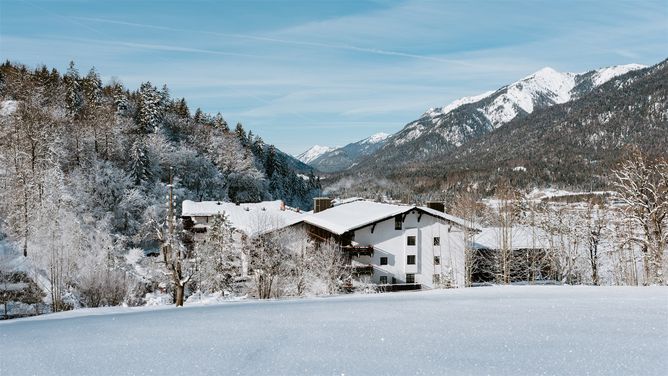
[407, 255, 416, 265]
[395, 216, 402, 230]
[406, 274, 415, 284]
[433, 237, 440, 246]
[407, 236, 416, 246]
[380, 257, 388, 265]
[433, 274, 441, 284]
[434, 256, 440, 265]
[379, 276, 388, 284]
[391, 277, 397, 284]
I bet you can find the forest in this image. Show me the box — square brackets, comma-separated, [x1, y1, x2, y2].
[0, 61, 323, 315]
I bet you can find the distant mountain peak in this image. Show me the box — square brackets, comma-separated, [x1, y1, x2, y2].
[363, 132, 390, 144]
[296, 145, 336, 164]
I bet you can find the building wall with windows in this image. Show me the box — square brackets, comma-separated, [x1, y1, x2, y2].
[350, 210, 466, 288]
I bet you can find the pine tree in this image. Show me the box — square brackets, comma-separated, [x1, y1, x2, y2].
[175, 98, 189, 118]
[135, 82, 162, 134]
[64, 61, 82, 120]
[213, 112, 228, 131]
[235, 122, 247, 146]
[83, 67, 102, 109]
[129, 139, 152, 185]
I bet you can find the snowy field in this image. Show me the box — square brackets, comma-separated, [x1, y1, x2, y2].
[1, 286, 666, 376]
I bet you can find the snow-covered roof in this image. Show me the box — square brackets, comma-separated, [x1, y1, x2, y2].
[181, 200, 304, 236]
[418, 206, 481, 231]
[302, 201, 410, 235]
[300, 200, 478, 236]
[473, 226, 550, 250]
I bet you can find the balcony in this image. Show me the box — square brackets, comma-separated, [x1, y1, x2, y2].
[347, 265, 374, 275]
[342, 245, 374, 256]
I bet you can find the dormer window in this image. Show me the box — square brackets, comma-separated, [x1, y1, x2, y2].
[394, 215, 402, 230]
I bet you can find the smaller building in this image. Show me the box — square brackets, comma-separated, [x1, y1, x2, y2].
[472, 226, 555, 283]
[181, 200, 304, 239]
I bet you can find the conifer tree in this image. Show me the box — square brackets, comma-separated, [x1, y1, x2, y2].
[64, 61, 82, 120]
[129, 139, 152, 185]
[135, 82, 162, 134]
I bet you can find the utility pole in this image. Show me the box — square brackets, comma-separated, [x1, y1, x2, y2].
[168, 166, 174, 247]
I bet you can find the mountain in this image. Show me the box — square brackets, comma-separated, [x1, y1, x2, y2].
[354, 64, 646, 170]
[305, 132, 390, 173]
[330, 59, 667, 197]
[425, 59, 668, 192]
[296, 145, 337, 164]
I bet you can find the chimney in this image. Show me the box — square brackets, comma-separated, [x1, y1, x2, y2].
[280, 200, 286, 211]
[313, 197, 332, 213]
[426, 201, 445, 213]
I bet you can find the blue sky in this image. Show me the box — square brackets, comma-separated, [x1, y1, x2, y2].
[1, 0, 667, 154]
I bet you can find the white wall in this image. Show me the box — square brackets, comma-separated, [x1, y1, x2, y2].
[352, 210, 466, 288]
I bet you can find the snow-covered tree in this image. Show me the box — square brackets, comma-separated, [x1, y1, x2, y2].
[129, 139, 153, 186]
[135, 82, 162, 134]
[197, 213, 240, 294]
[613, 150, 667, 285]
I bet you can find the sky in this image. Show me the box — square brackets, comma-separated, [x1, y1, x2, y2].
[1, 0, 667, 155]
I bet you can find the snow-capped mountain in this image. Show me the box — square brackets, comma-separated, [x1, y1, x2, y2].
[303, 132, 390, 173]
[363, 63, 646, 167]
[296, 145, 337, 164]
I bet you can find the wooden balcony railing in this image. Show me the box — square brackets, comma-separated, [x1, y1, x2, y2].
[347, 265, 374, 275]
[342, 245, 374, 256]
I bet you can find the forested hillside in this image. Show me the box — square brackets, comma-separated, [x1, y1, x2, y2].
[0, 61, 321, 255]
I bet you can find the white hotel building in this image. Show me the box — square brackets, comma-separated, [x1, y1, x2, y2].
[182, 198, 478, 289]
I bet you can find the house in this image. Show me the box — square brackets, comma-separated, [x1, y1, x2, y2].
[181, 200, 304, 239]
[292, 198, 478, 290]
[181, 200, 305, 277]
[471, 226, 555, 283]
[181, 197, 478, 290]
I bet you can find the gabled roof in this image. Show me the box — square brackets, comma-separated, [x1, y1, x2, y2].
[181, 200, 304, 236]
[300, 200, 479, 236]
[473, 226, 550, 250]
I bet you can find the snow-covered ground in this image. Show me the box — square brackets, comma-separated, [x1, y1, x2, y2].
[1, 286, 666, 375]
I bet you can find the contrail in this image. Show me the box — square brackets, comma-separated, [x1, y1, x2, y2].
[74, 16, 472, 66]
[69, 38, 269, 59]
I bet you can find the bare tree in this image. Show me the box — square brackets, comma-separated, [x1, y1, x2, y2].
[494, 181, 520, 284]
[584, 201, 607, 285]
[450, 189, 486, 286]
[315, 239, 350, 295]
[613, 150, 668, 285]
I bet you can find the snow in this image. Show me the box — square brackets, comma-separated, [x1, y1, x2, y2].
[303, 200, 410, 235]
[295, 145, 336, 164]
[301, 200, 476, 235]
[482, 67, 576, 127]
[591, 64, 646, 87]
[513, 166, 527, 172]
[361, 132, 390, 144]
[427, 90, 495, 118]
[181, 200, 304, 235]
[0, 100, 18, 116]
[526, 188, 614, 201]
[1, 286, 665, 375]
